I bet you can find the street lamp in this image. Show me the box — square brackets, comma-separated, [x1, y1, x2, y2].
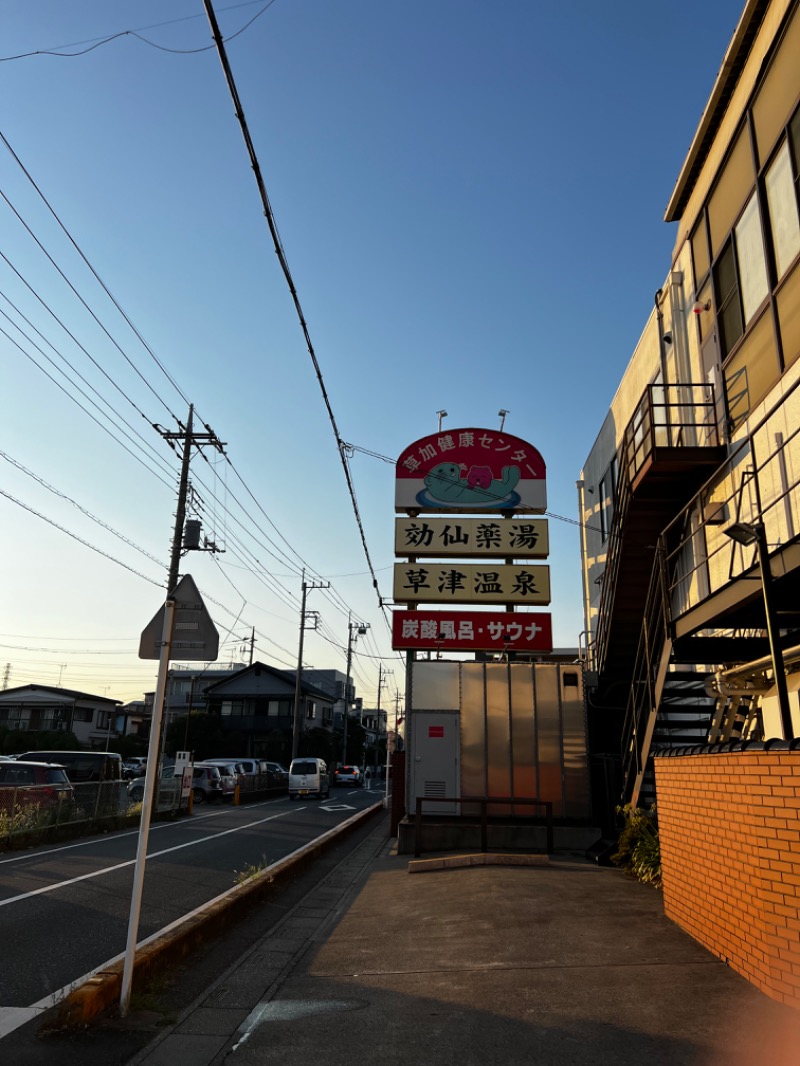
[723, 520, 793, 740]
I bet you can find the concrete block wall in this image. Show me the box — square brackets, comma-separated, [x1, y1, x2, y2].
[655, 748, 800, 1008]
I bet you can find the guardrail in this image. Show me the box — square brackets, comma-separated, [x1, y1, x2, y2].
[413, 796, 553, 858]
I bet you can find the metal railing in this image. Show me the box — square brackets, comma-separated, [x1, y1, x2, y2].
[592, 382, 721, 674]
[414, 796, 553, 858]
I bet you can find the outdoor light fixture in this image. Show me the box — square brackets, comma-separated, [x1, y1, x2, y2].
[723, 520, 793, 739]
[498, 408, 509, 430]
[692, 299, 711, 314]
[724, 521, 759, 546]
[436, 409, 447, 431]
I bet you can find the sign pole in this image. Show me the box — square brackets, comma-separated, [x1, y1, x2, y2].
[120, 596, 175, 1017]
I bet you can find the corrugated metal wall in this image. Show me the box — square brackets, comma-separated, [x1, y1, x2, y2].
[410, 660, 590, 818]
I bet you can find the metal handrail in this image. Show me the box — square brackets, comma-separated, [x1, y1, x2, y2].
[592, 382, 720, 674]
[413, 795, 554, 858]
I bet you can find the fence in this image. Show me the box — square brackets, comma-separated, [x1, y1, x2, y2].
[0, 779, 181, 845]
[413, 795, 554, 857]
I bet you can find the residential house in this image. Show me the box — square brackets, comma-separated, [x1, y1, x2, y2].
[0, 684, 123, 748]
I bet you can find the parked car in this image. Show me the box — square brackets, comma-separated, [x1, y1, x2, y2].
[203, 757, 288, 793]
[334, 765, 362, 787]
[127, 764, 179, 804]
[0, 761, 74, 809]
[288, 757, 329, 800]
[264, 762, 289, 787]
[208, 761, 244, 800]
[122, 757, 148, 779]
[191, 763, 224, 803]
[18, 750, 123, 783]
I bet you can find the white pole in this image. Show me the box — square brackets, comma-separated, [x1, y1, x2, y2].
[120, 597, 175, 1017]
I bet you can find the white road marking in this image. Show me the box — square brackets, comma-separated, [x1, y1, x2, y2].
[0, 803, 377, 1038]
[319, 804, 355, 812]
[0, 796, 283, 867]
[0, 808, 301, 908]
[0, 1006, 46, 1038]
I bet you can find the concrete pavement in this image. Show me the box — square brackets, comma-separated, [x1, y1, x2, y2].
[115, 812, 800, 1066]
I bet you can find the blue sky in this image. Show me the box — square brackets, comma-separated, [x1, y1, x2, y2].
[1, 0, 743, 706]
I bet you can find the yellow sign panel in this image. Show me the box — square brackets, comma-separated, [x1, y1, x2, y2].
[393, 563, 551, 606]
[395, 517, 548, 559]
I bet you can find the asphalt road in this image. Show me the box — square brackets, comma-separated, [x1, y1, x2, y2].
[0, 784, 382, 1015]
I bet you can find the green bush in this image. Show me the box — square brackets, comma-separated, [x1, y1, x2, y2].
[612, 804, 662, 888]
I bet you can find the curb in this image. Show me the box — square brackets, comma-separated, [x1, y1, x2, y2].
[408, 852, 550, 873]
[44, 802, 383, 1031]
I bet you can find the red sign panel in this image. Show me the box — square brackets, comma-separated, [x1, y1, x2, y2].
[429, 726, 445, 738]
[392, 610, 552, 652]
[395, 428, 546, 514]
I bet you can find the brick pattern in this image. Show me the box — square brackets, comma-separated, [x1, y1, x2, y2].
[655, 752, 800, 1008]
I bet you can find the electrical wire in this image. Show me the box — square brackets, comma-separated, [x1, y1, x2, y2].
[0, 488, 163, 586]
[202, 0, 387, 622]
[0, 1, 280, 62]
[0, 448, 166, 567]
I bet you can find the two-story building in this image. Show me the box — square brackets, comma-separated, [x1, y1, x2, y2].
[579, 0, 800, 825]
[0, 684, 123, 748]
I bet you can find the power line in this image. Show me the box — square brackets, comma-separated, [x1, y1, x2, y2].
[0, 488, 164, 586]
[0, 310, 176, 489]
[203, 0, 387, 621]
[0, 1, 279, 62]
[0, 448, 166, 567]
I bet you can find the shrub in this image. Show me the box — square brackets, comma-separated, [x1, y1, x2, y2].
[612, 804, 662, 888]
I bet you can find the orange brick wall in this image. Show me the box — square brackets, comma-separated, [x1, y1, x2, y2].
[655, 750, 800, 1008]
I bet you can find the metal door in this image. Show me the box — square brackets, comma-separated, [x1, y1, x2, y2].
[411, 712, 460, 815]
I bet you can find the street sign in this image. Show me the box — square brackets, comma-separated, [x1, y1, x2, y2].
[138, 574, 219, 661]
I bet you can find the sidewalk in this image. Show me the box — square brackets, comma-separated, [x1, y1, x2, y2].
[124, 814, 800, 1066]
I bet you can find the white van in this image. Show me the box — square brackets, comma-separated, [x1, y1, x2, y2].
[288, 757, 330, 800]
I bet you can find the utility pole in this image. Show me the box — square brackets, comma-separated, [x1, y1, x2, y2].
[342, 618, 369, 766]
[291, 571, 329, 760]
[150, 404, 225, 805]
[384, 688, 403, 806]
[155, 404, 226, 595]
[375, 664, 391, 770]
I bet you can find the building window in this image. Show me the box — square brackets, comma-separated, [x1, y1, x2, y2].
[765, 131, 800, 280]
[73, 708, 93, 722]
[306, 702, 316, 720]
[713, 187, 773, 361]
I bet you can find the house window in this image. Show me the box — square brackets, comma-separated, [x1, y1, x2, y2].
[306, 702, 316, 720]
[73, 708, 93, 722]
